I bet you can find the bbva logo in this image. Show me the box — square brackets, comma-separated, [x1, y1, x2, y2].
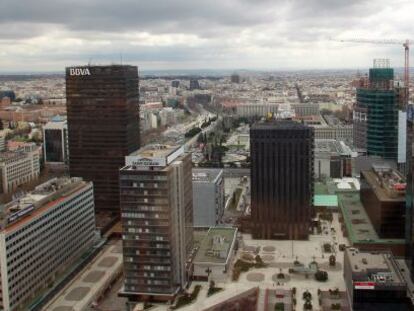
[69, 68, 91, 76]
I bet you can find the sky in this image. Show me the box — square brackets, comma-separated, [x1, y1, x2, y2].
[0, 0, 413, 72]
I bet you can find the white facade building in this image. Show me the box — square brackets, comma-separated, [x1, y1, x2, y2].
[0, 177, 96, 311]
[192, 169, 224, 227]
[0, 144, 40, 194]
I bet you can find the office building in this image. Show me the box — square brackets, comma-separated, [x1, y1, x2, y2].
[189, 79, 200, 90]
[0, 177, 96, 311]
[0, 143, 40, 194]
[250, 120, 314, 240]
[360, 165, 406, 239]
[66, 65, 140, 217]
[171, 80, 180, 88]
[405, 104, 414, 279]
[230, 74, 241, 83]
[119, 144, 193, 302]
[344, 248, 410, 310]
[43, 115, 68, 168]
[314, 139, 353, 179]
[192, 168, 224, 228]
[354, 60, 401, 159]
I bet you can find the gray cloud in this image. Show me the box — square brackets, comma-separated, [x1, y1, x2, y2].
[0, 0, 412, 71]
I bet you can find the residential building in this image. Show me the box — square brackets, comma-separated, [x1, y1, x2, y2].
[119, 144, 193, 302]
[192, 169, 224, 228]
[235, 102, 278, 117]
[0, 143, 40, 194]
[250, 120, 314, 240]
[66, 65, 140, 217]
[0, 177, 96, 311]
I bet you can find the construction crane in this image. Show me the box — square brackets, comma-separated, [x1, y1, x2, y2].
[335, 38, 410, 99]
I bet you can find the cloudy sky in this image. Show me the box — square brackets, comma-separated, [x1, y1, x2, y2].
[0, 0, 413, 72]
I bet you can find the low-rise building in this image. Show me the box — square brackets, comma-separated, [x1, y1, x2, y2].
[193, 227, 237, 282]
[360, 165, 406, 239]
[0, 177, 96, 311]
[344, 248, 409, 310]
[235, 102, 278, 117]
[0, 143, 40, 194]
[192, 169, 224, 228]
[314, 139, 354, 179]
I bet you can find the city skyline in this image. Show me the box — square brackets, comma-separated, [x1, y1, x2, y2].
[0, 0, 413, 72]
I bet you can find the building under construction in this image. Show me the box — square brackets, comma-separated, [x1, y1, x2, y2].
[353, 59, 407, 161]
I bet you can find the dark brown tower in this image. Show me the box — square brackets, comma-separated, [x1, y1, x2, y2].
[250, 120, 314, 240]
[66, 65, 140, 221]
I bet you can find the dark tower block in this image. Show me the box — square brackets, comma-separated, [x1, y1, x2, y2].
[250, 120, 314, 240]
[66, 65, 140, 221]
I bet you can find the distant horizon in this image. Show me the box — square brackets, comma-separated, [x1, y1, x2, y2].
[0, 66, 413, 77]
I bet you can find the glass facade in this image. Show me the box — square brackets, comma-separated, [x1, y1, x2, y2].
[356, 68, 398, 160]
[250, 121, 314, 240]
[66, 65, 140, 214]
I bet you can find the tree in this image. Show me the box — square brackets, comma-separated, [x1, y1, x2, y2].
[315, 270, 328, 282]
[329, 255, 336, 267]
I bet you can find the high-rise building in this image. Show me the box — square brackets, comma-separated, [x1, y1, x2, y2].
[119, 144, 193, 302]
[189, 79, 200, 90]
[405, 104, 414, 279]
[43, 115, 68, 168]
[354, 60, 401, 160]
[171, 80, 180, 88]
[66, 65, 140, 218]
[250, 120, 314, 240]
[231, 73, 241, 83]
[0, 177, 96, 311]
[192, 168, 224, 228]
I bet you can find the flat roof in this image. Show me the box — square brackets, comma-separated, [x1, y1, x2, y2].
[346, 248, 404, 284]
[362, 170, 405, 202]
[338, 191, 404, 245]
[192, 168, 223, 183]
[194, 227, 237, 264]
[314, 195, 338, 207]
[129, 144, 181, 158]
[251, 119, 311, 130]
[0, 177, 89, 232]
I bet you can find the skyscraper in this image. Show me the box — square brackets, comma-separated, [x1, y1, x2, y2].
[354, 60, 400, 160]
[119, 144, 193, 303]
[66, 65, 140, 220]
[250, 120, 314, 240]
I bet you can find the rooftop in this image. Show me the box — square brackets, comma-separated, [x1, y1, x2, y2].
[0, 177, 89, 231]
[192, 168, 223, 183]
[194, 227, 237, 264]
[251, 119, 311, 130]
[125, 144, 184, 168]
[338, 191, 404, 245]
[346, 248, 404, 285]
[362, 166, 406, 201]
[315, 139, 353, 156]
